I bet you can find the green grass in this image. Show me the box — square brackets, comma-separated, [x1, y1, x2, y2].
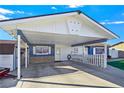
[108, 60, 124, 70]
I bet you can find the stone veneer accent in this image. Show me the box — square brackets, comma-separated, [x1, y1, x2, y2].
[30, 56, 55, 63]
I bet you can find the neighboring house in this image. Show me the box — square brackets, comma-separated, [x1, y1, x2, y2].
[0, 40, 28, 71]
[109, 42, 124, 58]
[0, 10, 118, 79]
[0, 40, 16, 71]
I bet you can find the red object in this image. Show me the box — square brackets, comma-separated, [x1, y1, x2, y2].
[0, 68, 10, 78]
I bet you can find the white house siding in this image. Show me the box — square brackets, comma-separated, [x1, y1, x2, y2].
[17, 17, 69, 35]
[67, 17, 105, 38]
[17, 16, 106, 39]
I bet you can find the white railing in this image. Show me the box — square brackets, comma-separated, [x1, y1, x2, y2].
[71, 54, 105, 68]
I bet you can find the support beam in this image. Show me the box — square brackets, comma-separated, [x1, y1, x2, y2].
[25, 43, 28, 68]
[27, 48, 30, 65]
[17, 35, 21, 79]
[71, 39, 107, 47]
[82, 45, 85, 56]
[13, 45, 16, 70]
[17, 30, 30, 45]
[104, 43, 107, 68]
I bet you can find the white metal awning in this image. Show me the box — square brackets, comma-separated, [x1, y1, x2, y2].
[0, 10, 118, 46]
[18, 30, 103, 45]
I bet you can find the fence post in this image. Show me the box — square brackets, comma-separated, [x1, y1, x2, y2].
[104, 43, 107, 68]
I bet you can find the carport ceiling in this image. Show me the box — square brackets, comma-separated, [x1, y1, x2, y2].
[22, 30, 101, 45]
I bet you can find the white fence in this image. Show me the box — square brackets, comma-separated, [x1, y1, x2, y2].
[71, 54, 105, 68]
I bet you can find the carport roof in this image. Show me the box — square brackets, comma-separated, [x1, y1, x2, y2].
[0, 10, 81, 22]
[0, 10, 119, 39]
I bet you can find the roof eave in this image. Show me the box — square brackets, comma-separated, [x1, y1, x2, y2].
[0, 10, 81, 22]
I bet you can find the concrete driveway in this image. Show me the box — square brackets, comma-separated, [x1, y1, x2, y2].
[14, 61, 123, 88]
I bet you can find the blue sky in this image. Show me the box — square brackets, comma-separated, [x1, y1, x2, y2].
[0, 5, 124, 45]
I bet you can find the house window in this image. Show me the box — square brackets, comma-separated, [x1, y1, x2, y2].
[95, 47, 104, 54]
[74, 48, 78, 53]
[33, 46, 51, 55]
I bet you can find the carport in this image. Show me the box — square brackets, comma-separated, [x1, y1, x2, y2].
[0, 10, 118, 79]
[16, 62, 121, 88]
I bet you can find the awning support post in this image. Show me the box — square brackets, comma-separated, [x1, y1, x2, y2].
[27, 48, 30, 65]
[25, 43, 28, 68]
[17, 35, 21, 79]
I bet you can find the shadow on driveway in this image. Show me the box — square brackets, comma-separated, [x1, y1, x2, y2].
[21, 63, 79, 78]
[69, 62, 124, 87]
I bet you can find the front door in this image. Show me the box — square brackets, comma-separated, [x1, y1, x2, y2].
[55, 48, 61, 61]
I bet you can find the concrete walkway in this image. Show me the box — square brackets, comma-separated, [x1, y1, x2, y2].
[15, 62, 123, 88]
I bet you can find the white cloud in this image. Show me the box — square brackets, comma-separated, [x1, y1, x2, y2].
[100, 22, 106, 25]
[0, 14, 10, 20]
[0, 8, 33, 21]
[68, 5, 84, 8]
[0, 8, 28, 15]
[15, 10, 25, 14]
[0, 8, 14, 14]
[51, 6, 57, 10]
[100, 21, 124, 25]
